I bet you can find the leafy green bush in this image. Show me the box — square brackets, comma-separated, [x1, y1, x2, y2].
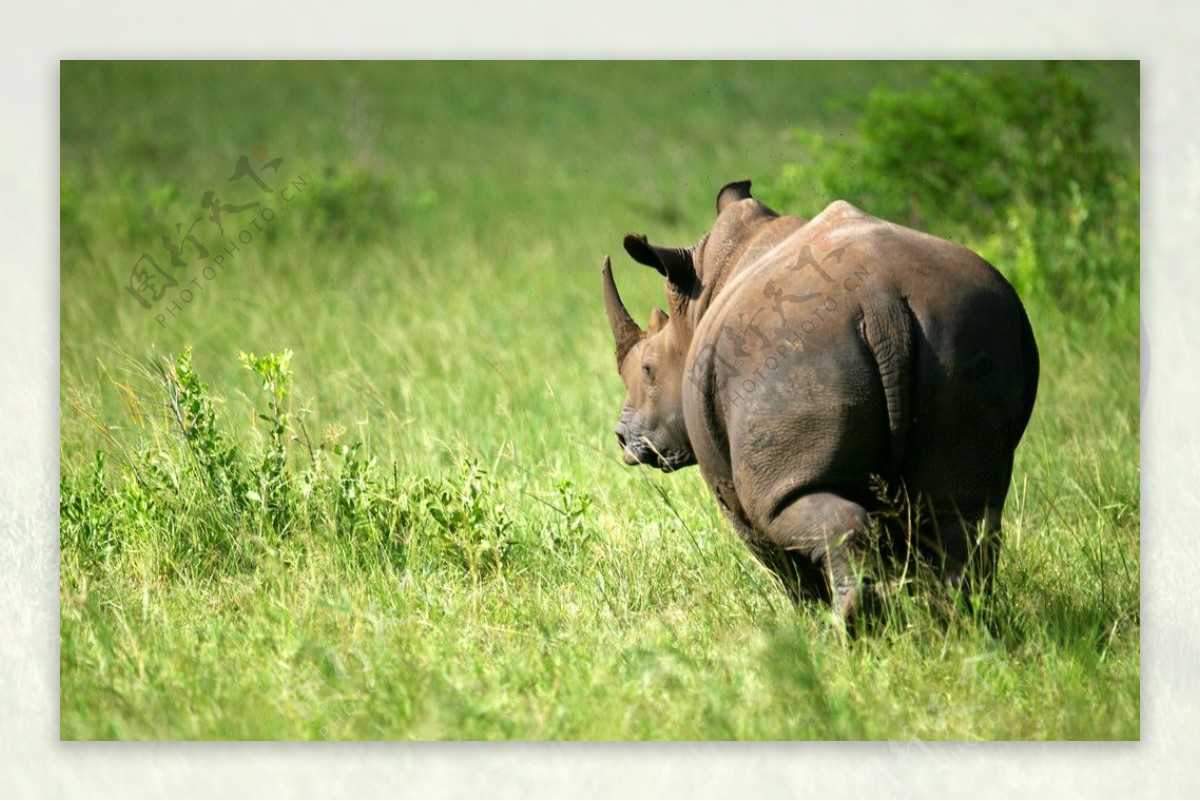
[544, 476, 594, 556]
[331, 441, 411, 569]
[419, 459, 516, 578]
[240, 349, 296, 529]
[60, 452, 120, 570]
[771, 64, 1138, 314]
[59, 348, 592, 584]
[296, 161, 437, 243]
[160, 346, 253, 514]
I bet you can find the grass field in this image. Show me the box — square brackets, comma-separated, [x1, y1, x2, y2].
[59, 61, 1139, 740]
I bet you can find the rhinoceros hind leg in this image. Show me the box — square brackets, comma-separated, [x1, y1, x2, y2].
[754, 491, 876, 623]
[924, 506, 1003, 611]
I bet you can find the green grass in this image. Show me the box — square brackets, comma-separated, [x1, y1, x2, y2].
[59, 61, 1139, 740]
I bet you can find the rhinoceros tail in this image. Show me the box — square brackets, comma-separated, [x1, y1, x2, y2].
[860, 294, 914, 480]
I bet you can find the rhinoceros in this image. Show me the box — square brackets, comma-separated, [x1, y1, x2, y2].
[602, 180, 1038, 621]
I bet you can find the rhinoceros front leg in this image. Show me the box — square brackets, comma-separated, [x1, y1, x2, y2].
[753, 491, 875, 621]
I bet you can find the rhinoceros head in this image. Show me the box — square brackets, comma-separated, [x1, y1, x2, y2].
[602, 180, 768, 472]
[602, 232, 702, 472]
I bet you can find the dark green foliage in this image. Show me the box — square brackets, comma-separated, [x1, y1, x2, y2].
[294, 162, 437, 243]
[771, 63, 1138, 315]
[305, 162, 400, 242]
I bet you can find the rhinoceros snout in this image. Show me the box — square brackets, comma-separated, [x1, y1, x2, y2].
[614, 426, 642, 466]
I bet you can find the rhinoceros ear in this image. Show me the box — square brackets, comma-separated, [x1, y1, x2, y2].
[623, 233, 695, 291]
[648, 307, 669, 334]
[716, 179, 753, 214]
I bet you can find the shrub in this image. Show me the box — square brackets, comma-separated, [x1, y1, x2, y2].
[295, 161, 437, 243]
[771, 63, 1137, 315]
[419, 459, 517, 579]
[59, 349, 578, 582]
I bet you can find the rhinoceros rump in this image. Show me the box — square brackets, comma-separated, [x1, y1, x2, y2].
[602, 180, 1039, 621]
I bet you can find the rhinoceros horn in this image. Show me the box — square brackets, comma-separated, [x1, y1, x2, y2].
[602, 256, 643, 367]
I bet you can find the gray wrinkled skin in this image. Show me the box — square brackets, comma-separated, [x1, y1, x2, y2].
[602, 181, 1039, 623]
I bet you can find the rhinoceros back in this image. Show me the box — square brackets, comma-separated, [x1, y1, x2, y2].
[684, 200, 1036, 524]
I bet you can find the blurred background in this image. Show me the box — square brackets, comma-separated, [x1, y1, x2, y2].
[60, 61, 1137, 466]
